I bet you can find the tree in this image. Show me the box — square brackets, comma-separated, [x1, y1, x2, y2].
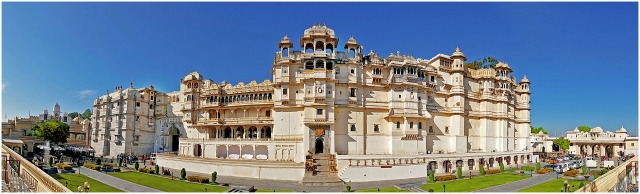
[180, 168, 186, 180]
[463, 56, 502, 70]
[429, 171, 435, 183]
[479, 164, 486, 176]
[553, 137, 571, 152]
[34, 120, 70, 145]
[578, 125, 591, 133]
[211, 171, 217, 185]
[81, 109, 92, 120]
[30, 124, 41, 137]
[530, 126, 548, 135]
[68, 112, 80, 119]
[457, 167, 462, 179]
[536, 162, 541, 170]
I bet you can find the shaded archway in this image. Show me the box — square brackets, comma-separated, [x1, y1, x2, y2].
[315, 138, 324, 154]
[168, 124, 180, 152]
[216, 145, 227, 159]
[468, 159, 475, 170]
[428, 161, 437, 173]
[224, 127, 232, 138]
[194, 144, 202, 157]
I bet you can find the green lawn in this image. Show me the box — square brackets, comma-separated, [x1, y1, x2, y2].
[254, 189, 293, 192]
[518, 178, 586, 192]
[356, 187, 412, 192]
[419, 173, 530, 192]
[109, 172, 228, 192]
[50, 173, 123, 192]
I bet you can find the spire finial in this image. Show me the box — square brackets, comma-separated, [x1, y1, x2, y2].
[456, 47, 460, 52]
[106, 89, 109, 95]
[129, 81, 133, 88]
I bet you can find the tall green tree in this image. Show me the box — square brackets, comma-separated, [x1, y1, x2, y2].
[464, 56, 502, 70]
[530, 126, 548, 134]
[68, 112, 80, 119]
[34, 120, 70, 145]
[81, 109, 92, 120]
[578, 125, 591, 133]
[553, 137, 571, 152]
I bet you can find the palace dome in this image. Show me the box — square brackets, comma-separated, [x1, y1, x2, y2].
[616, 126, 627, 133]
[303, 23, 335, 37]
[591, 126, 604, 133]
[183, 72, 203, 82]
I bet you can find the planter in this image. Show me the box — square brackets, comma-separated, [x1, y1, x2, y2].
[103, 168, 114, 172]
[47, 167, 58, 174]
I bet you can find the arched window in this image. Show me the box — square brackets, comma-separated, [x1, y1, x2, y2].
[316, 60, 324, 69]
[282, 47, 289, 57]
[326, 62, 334, 70]
[187, 95, 192, 101]
[305, 61, 314, 70]
[349, 49, 356, 58]
[410, 122, 414, 129]
[396, 122, 401, 129]
[305, 43, 313, 53]
[326, 43, 334, 54]
[350, 124, 356, 131]
[315, 41, 324, 52]
[429, 126, 434, 133]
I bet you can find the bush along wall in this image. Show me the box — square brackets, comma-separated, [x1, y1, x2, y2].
[180, 168, 186, 180]
[429, 171, 435, 183]
[479, 165, 486, 176]
[536, 162, 541, 170]
[457, 167, 462, 179]
[499, 163, 505, 172]
[211, 171, 217, 185]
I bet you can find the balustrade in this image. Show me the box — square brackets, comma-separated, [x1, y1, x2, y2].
[2, 144, 71, 192]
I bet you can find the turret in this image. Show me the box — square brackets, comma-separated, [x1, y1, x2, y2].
[450, 47, 466, 72]
[278, 35, 294, 58]
[344, 36, 361, 60]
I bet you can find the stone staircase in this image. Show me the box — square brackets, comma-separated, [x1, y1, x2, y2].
[301, 154, 344, 186]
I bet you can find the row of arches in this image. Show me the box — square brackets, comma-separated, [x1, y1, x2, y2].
[304, 60, 334, 70]
[304, 42, 334, 54]
[203, 93, 273, 104]
[210, 126, 273, 139]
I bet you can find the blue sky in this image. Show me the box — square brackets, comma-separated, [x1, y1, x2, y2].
[2, 2, 638, 136]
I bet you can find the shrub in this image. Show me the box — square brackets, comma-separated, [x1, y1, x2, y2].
[435, 175, 456, 181]
[536, 168, 552, 174]
[63, 165, 73, 170]
[428, 189, 434, 193]
[581, 165, 587, 174]
[96, 158, 101, 165]
[186, 176, 210, 183]
[346, 185, 351, 192]
[180, 168, 186, 180]
[102, 163, 114, 168]
[457, 167, 462, 179]
[211, 171, 217, 184]
[134, 162, 139, 170]
[429, 171, 435, 183]
[564, 169, 579, 177]
[522, 166, 535, 171]
[154, 165, 159, 175]
[479, 165, 486, 176]
[579, 181, 585, 189]
[594, 174, 598, 179]
[48, 157, 53, 167]
[138, 168, 153, 174]
[603, 168, 608, 174]
[536, 162, 541, 170]
[83, 163, 101, 171]
[499, 163, 505, 172]
[118, 158, 122, 167]
[486, 169, 501, 175]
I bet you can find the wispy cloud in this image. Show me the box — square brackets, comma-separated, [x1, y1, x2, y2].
[2, 83, 8, 92]
[77, 90, 96, 99]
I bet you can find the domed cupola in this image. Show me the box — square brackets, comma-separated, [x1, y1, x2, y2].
[278, 35, 294, 49]
[450, 47, 467, 61]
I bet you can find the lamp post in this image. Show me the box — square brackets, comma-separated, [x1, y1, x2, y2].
[443, 184, 446, 193]
[84, 181, 91, 193]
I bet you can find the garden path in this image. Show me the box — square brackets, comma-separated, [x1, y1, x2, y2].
[74, 167, 162, 192]
[475, 173, 558, 192]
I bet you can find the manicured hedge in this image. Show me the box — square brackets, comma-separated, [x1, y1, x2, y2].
[83, 163, 102, 171]
[536, 168, 552, 174]
[486, 169, 501, 175]
[138, 168, 154, 174]
[435, 175, 456, 182]
[589, 170, 602, 175]
[186, 176, 210, 183]
[522, 166, 535, 171]
[102, 163, 114, 168]
[56, 163, 73, 170]
[564, 169, 579, 177]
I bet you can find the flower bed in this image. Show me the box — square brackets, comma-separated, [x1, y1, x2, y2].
[536, 168, 552, 174]
[435, 175, 456, 181]
[56, 163, 73, 170]
[138, 168, 154, 174]
[563, 169, 579, 177]
[486, 169, 501, 175]
[83, 163, 102, 171]
[186, 176, 210, 183]
[521, 166, 535, 172]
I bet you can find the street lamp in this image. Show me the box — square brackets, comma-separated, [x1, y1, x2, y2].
[84, 181, 91, 193]
[443, 184, 446, 193]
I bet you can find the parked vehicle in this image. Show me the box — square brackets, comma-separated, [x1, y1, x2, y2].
[603, 160, 615, 168]
[585, 157, 597, 168]
[555, 162, 571, 173]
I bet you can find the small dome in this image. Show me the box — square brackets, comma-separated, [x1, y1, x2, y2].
[521, 75, 530, 83]
[591, 126, 603, 133]
[451, 47, 466, 60]
[495, 62, 512, 69]
[344, 35, 360, 49]
[573, 127, 580, 133]
[303, 23, 335, 37]
[183, 72, 203, 82]
[616, 126, 627, 133]
[278, 35, 294, 48]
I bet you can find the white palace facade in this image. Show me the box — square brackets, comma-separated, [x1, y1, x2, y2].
[91, 25, 535, 182]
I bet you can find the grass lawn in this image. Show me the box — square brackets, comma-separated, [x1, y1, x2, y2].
[518, 178, 586, 192]
[50, 173, 123, 192]
[419, 173, 530, 192]
[357, 187, 412, 192]
[254, 189, 293, 192]
[109, 172, 228, 192]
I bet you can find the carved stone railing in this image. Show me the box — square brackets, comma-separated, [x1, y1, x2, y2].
[2, 144, 71, 192]
[576, 156, 637, 192]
